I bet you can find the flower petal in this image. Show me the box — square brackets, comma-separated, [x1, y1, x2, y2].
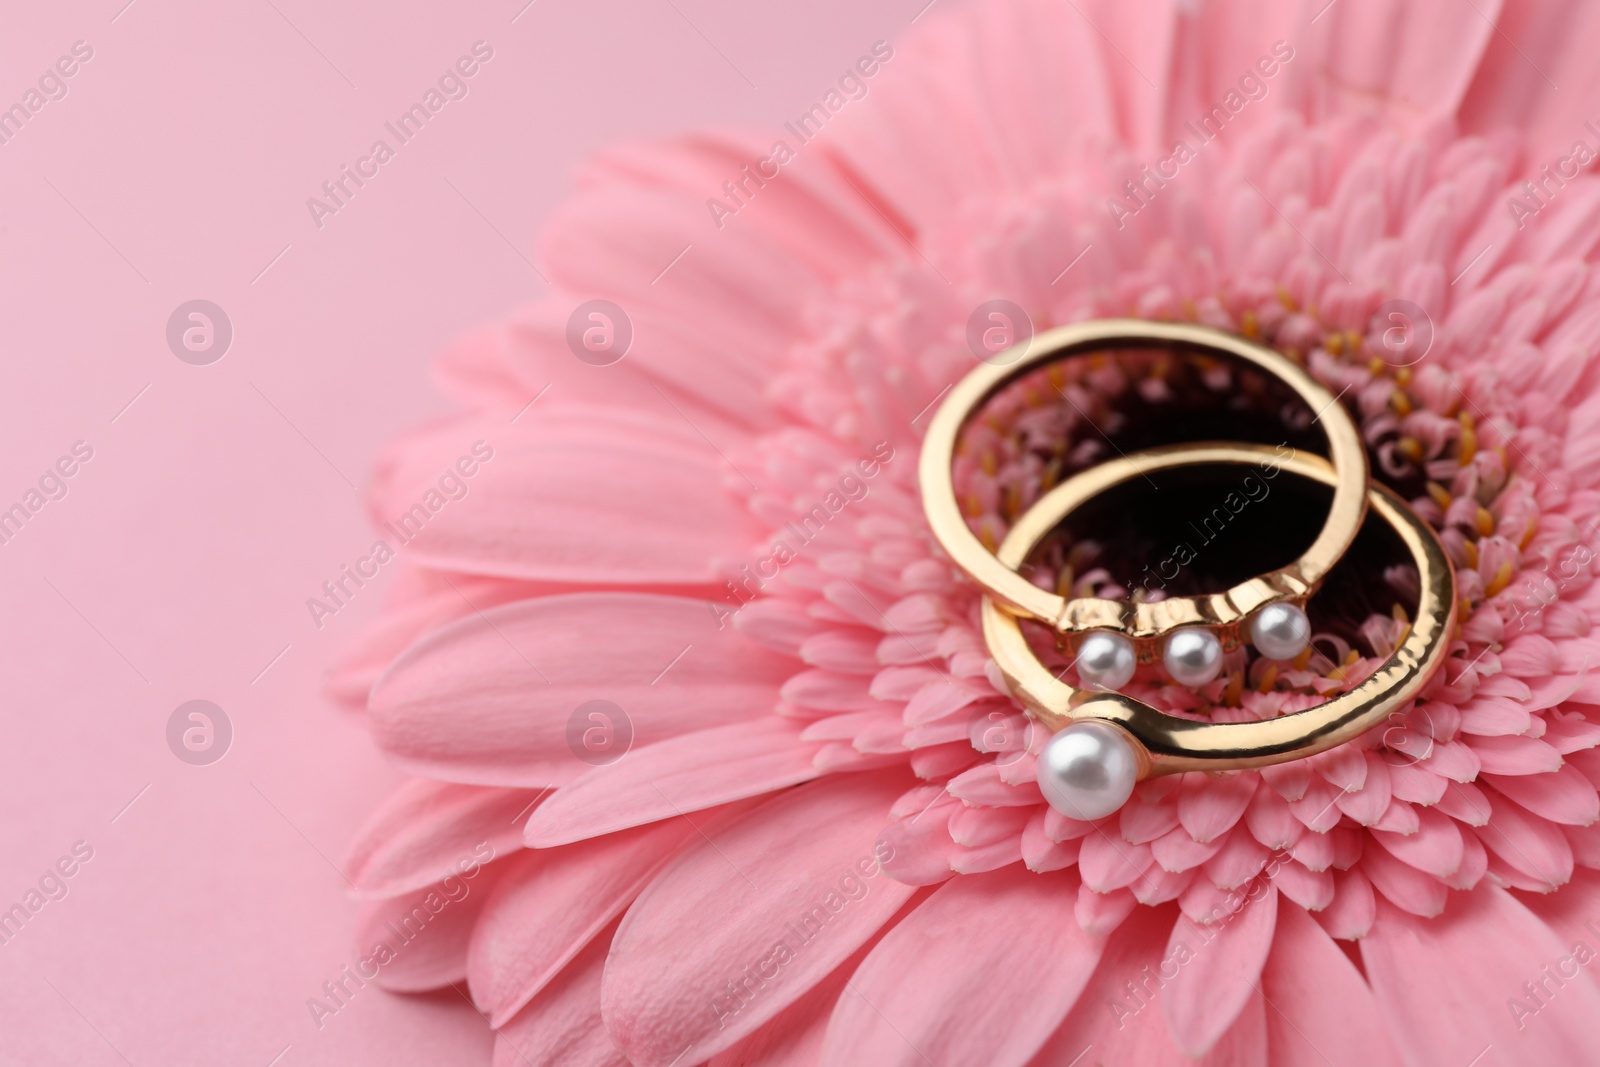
[470, 821, 697, 1026]
[1032, 904, 1267, 1065]
[344, 779, 538, 898]
[352, 869, 500, 992]
[1261, 901, 1404, 1066]
[525, 718, 826, 847]
[601, 773, 918, 1066]
[1362, 887, 1600, 1065]
[820, 867, 1104, 1067]
[369, 407, 760, 584]
[492, 918, 628, 1067]
[1162, 887, 1279, 1055]
[370, 593, 789, 786]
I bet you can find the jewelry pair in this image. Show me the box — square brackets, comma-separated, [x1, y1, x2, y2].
[920, 320, 1457, 819]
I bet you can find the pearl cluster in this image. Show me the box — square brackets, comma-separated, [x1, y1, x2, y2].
[1070, 601, 1311, 693]
[1041, 602, 1313, 820]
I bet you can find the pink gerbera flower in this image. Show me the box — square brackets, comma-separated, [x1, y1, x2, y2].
[331, 1, 1600, 1063]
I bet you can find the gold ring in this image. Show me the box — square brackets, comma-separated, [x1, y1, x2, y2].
[982, 443, 1455, 820]
[919, 320, 1369, 645]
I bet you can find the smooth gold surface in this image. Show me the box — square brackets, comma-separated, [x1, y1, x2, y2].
[919, 319, 1369, 638]
[982, 444, 1457, 776]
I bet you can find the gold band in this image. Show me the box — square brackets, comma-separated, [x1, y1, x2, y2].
[981, 443, 1456, 776]
[919, 319, 1369, 638]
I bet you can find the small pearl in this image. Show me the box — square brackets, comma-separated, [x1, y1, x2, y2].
[1036, 720, 1139, 820]
[1164, 627, 1223, 687]
[1249, 602, 1311, 660]
[1074, 631, 1136, 691]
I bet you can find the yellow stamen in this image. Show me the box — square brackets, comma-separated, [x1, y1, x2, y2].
[1223, 671, 1244, 707]
[1256, 664, 1279, 693]
[1002, 482, 1020, 520]
[1485, 559, 1515, 597]
[1391, 390, 1414, 417]
[1426, 482, 1453, 510]
[1476, 506, 1496, 537]
[1054, 565, 1076, 599]
[1462, 538, 1480, 570]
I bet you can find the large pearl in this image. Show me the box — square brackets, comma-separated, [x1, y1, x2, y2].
[1075, 631, 1136, 691]
[1035, 720, 1139, 820]
[1164, 627, 1223, 687]
[1249, 602, 1311, 660]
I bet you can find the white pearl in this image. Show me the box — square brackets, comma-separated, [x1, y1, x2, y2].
[1035, 720, 1139, 821]
[1074, 631, 1136, 691]
[1164, 627, 1223, 687]
[1249, 602, 1311, 660]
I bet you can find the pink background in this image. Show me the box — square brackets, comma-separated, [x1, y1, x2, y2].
[0, 1, 912, 1062]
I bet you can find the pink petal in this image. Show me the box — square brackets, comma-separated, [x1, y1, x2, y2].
[352, 868, 499, 992]
[369, 408, 759, 583]
[1244, 785, 1303, 851]
[1162, 887, 1278, 1055]
[1387, 760, 1449, 805]
[1470, 733, 1565, 776]
[1079, 831, 1155, 892]
[1269, 858, 1335, 913]
[1372, 807, 1465, 880]
[1472, 792, 1574, 889]
[1361, 842, 1448, 917]
[732, 599, 827, 656]
[1029, 903, 1267, 1065]
[1370, 797, 1421, 835]
[470, 821, 696, 1026]
[344, 780, 539, 898]
[1335, 756, 1391, 825]
[1289, 778, 1345, 833]
[1261, 901, 1404, 1066]
[1362, 888, 1600, 1065]
[1152, 825, 1225, 872]
[1202, 830, 1271, 891]
[708, 932, 893, 1067]
[1304, 0, 1500, 135]
[325, 569, 524, 707]
[601, 773, 917, 1066]
[827, 0, 1118, 235]
[1314, 868, 1377, 940]
[540, 145, 870, 430]
[1423, 739, 1483, 782]
[1288, 828, 1337, 872]
[1178, 772, 1258, 843]
[1121, 788, 1182, 844]
[370, 593, 788, 786]
[820, 868, 1104, 1067]
[1075, 884, 1138, 936]
[1483, 764, 1600, 826]
[525, 718, 824, 847]
[492, 918, 628, 1067]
